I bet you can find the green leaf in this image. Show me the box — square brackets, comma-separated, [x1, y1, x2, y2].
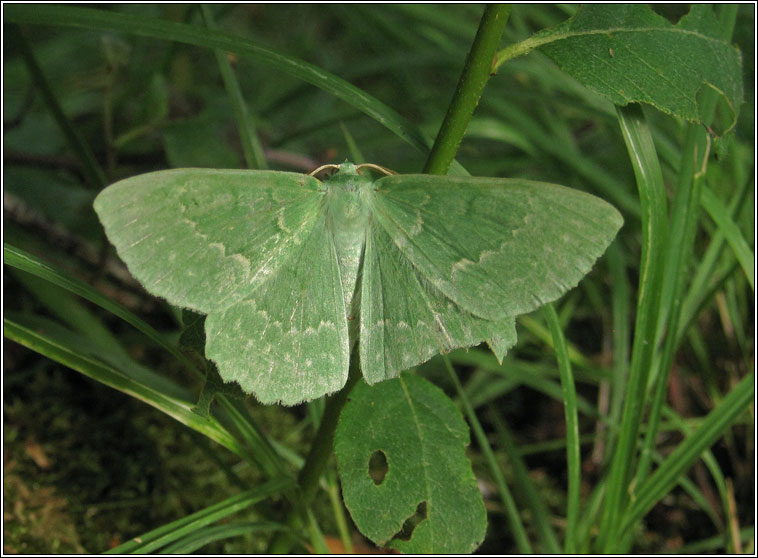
[334, 373, 486, 554]
[93, 163, 622, 405]
[533, 5, 744, 132]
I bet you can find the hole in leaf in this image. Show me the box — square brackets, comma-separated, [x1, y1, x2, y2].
[651, 4, 689, 25]
[393, 500, 428, 542]
[368, 449, 388, 485]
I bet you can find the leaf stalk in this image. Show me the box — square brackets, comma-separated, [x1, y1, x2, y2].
[267, 353, 361, 553]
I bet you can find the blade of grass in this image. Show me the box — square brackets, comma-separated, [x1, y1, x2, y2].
[634, 125, 711, 487]
[516, 432, 596, 457]
[600, 240, 631, 466]
[325, 466, 354, 554]
[159, 521, 293, 554]
[676, 527, 754, 554]
[576, 426, 725, 552]
[620, 372, 754, 535]
[216, 398, 288, 480]
[679, 261, 742, 348]
[4, 317, 247, 459]
[632, 43, 735, 517]
[452, 341, 735, 531]
[8, 25, 107, 189]
[485, 95, 641, 218]
[517, 314, 599, 371]
[346, 5, 435, 54]
[464, 368, 521, 410]
[11, 268, 128, 359]
[700, 186, 754, 291]
[542, 303, 581, 553]
[392, 4, 483, 41]
[339, 122, 366, 165]
[597, 103, 668, 552]
[6, 311, 192, 401]
[661, 405, 732, 532]
[450, 354, 604, 418]
[4, 243, 202, 377]
[442, 356, 533, 554]
[8, 243, 289, 481]
[486, 405, 561, 553]
[304, 505, 330, 554]
[678, 175, 750, 342]
[724, 280, 749, 357]
[450, 343, 609, 384]
[200, 4, 267, 170]
[105, 478, 293, 553]
[576, 478, 607, 552]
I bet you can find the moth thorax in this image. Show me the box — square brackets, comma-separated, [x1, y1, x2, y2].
[326, 181, 371, 230]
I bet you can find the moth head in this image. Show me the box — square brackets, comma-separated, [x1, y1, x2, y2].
[309, 161, 396, 180]
[338, 161, 360, 177]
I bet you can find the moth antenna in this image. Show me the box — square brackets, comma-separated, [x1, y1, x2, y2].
[309, 163, 341, 177]
[356, 163, 397, 176]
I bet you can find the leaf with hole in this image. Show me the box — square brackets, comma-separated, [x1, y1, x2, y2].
[93, 162, 622, 404]
[334, 373, 485, 553]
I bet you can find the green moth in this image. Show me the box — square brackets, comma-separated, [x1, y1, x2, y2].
[94, 162, 622, 405]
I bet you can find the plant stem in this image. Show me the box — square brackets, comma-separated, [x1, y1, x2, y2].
[298, 361, 360, 502]
[493, 35, 549, 71]
[423, 4, 511, 175]
[267, 353, 361, 553]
